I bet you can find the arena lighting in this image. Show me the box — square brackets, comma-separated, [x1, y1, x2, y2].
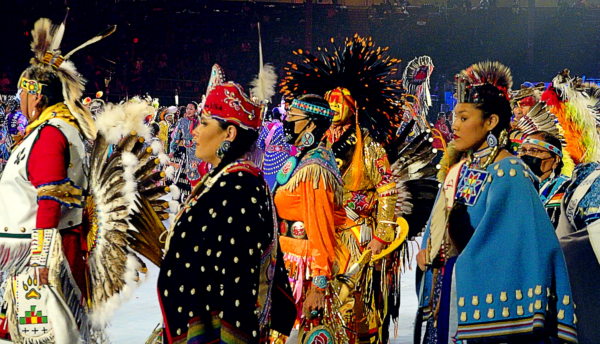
[133, 38, 138, 43]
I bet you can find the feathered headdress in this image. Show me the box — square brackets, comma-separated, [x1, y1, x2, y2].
[455, 61, 513, 103]
[280, 34, 404, 147]
[511, 82, 545, 106]
[20, 14, 116, 140]
[542, 69, 600, 165]
[402, 55, 434, 128]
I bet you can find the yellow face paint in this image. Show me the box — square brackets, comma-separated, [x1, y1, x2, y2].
[325, 87, 356, 125]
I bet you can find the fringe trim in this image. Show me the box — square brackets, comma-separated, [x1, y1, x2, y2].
[0, 240, 32, 273]
[282, 252, 315, 281]
[277, 164, 344, 207]
[3, 277, 57, 344]
[339, 230, 361, 266]
[48, 231, 91, 343]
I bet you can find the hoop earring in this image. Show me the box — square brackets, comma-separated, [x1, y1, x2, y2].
[486, 131, 498, 148]
[216, 141, 231, 159]
[301, 132, 315, 147]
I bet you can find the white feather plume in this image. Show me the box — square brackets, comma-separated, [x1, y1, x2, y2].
[165, 166, 175, 180]
[168, 201, 180, 213]
[250, 64, 277, 103]
[158, 153, 169, 165]
[151, 141, 163, 156]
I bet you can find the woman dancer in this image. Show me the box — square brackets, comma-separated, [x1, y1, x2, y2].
[272, 94, 348, 341]
[415, 62, 577, 343]
[158, 82, 279, 343]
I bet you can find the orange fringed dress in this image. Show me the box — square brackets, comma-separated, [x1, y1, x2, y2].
[273, 146, 348, 310]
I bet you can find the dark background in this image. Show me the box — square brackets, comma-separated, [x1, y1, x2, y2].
[1, 0, 598, 116]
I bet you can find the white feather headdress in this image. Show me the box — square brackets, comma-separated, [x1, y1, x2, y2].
[22, 15, 116, 140]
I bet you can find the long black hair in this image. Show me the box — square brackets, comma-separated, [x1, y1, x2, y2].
[212, 121, 259, 175]
[473, 84, 513, 146]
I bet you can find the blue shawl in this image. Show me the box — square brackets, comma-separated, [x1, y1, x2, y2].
[419, 157, 577, 343]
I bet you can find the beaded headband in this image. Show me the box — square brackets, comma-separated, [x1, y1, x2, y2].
[19, 77, 46, 95]
[522, 138, 563, 158]
[290, 99, 335, 119]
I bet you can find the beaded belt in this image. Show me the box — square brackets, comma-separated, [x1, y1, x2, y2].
[266, 145, 288, 153]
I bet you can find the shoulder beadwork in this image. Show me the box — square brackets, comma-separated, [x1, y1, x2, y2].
[297, 146, 340, 179]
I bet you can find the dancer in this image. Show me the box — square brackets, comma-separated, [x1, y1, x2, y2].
[508, 82, 547, 153]
[416, 62, 577, 343]
[280, 36, 438, 343]
[256, 105, 295, 190]
[518, 131, 569, 227]
[158, 106, 177, 154]
[546, 70, 600, 343]
[0, 17, 172, 343]
[158, 79, 279, 343]
[271, 94, 349, 342]
[170, 102, 202, 200]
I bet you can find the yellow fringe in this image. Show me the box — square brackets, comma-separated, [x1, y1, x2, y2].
[562, 149, 575, 178]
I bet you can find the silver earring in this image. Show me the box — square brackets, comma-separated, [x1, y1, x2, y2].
[216, 141, 231, 159]
[486, 131, 498, 148]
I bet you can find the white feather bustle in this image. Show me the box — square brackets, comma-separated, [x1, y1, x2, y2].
[88, 253, 146, 330]
[96, 103, 127, 144]
[96, 102, 154, 143]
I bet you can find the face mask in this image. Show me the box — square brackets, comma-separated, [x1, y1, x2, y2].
[521, 155, 552, 178]
[283, 118, 310, 145]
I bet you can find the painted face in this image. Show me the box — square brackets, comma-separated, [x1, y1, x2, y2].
[451, 103, 490, 152]
[325, 87, 356, 126]
[192, 115, 229, 165]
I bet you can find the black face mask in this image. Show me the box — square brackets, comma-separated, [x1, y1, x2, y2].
[283, 118, 310, 145]
[521, 155, 553, 178]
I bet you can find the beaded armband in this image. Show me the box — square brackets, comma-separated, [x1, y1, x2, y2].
[312, 275, 328, 290]
[37, 178, 83, 208]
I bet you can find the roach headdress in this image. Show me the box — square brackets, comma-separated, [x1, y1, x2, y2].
[455, 61, 513, 104]
[280, 34, 404, 147]
[19, 14, 116, 140]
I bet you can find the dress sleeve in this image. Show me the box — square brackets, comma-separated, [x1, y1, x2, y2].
[256, 124, 270, 150]
[298, 178, 339, 279]
[364, 141, 398, 244]
[28, 125, 68, 229]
